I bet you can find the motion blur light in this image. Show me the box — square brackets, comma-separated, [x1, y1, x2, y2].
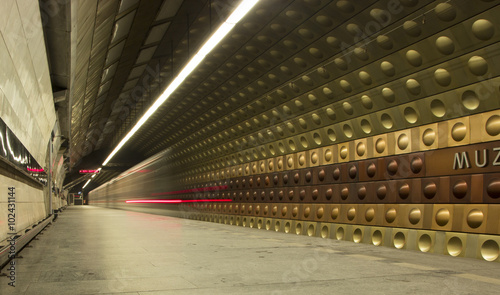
[102, 0, 259, 167]
[125, 199, 232, 204]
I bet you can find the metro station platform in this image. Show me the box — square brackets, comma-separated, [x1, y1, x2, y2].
[2, 206, 500, 295]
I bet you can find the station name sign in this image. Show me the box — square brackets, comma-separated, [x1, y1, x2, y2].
[426, 142, 500, 176]
[79, 170, 100, 174]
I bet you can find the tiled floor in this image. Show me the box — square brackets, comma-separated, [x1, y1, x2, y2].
[1, 206, 500, 294]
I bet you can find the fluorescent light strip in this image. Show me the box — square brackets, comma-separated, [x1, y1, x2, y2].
[102, 0, 259, 166]
[82, 179, 91, 189]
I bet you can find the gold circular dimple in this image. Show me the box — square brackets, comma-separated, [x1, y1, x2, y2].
[336, 0, 354, 13]
[434, 68, 452, 86]
[313, 132, 322, 145]
[317, 207, 324, 219]
[468, 56, 488, 76]
[324, 149, 332, 161]
[447, 237, 463, 256]
[481, 240, 500, 261]
[298, 154, 306, 166]
[381, 113, 393, 129]
[418, 234, 432, 252]
[409, 208, 422, 225]
[353, 228, 362, 243]
[385, 208, 397, 223]
[307, 224, 315, 237]
[292, 206, 299, 217]
[372, 230, 383, 246]
[467, 209, 484, 228]
[327, 129, 336, 142]
[312, 113, 322, 125]
[435, 208, 450, 226]
[435, 2, 456, 21]
[304, 206, 311, 218]
[277, 158, 283, 169]
[340, 80, 352, 93]
[381, 87, 395, 103]
[393, 232, 406, 249]
[403, 20, 421, 37]
[353, 47, 368, 61]
[358, 71, 372, 85]
[430, 99, 446, 118]
[284, 222, 291, 233]
[365, 207, 375, 222]
[422, 128, 436, 146]
[404, 107, 418, 124]
[274, 221, 281, 232]
[461, 90, 480, 111]
[343, 124, 353, 138]
[336, 227, 345, 240]
[486, 115, 500, 136]
[347, 207, 356, 221]
[435, 36, 455, 55]
[397, 133, 409, 150]
[380, 61, 395, 76]
[451, 122, 467, 141]
[311, 152, 318, 164]
[406, 79, 421, 95]
[331, 207, 339, 220]
[361, 95, 373, 109]
[360, 119, 372, 134]
[406, 49, 422, 67]
[287, 156, 294, 168]
[271, 205, 278, 216]
[377, 35, 393, 50]
[295, 223, 302, 235]
[340, 146, 348, 159]
[321, 226, 329, 239]
[472, 19, 495, 40]
[375, 138, 386, 153]
[356, 142, 366, 156]
[281, 206, 288, 217]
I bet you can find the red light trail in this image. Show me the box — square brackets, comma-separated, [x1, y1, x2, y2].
[125, 199, 232, 204]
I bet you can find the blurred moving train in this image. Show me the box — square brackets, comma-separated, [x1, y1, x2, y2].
[89, 149, 230, 218]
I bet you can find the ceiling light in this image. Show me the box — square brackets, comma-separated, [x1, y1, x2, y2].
[102, 0, 259, 166]
[82, 179, 91, 189]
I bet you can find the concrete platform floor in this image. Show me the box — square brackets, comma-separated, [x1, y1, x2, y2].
[2, 206, 500, 294]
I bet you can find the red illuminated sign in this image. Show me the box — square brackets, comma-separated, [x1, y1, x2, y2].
[79, 170, 100, 174]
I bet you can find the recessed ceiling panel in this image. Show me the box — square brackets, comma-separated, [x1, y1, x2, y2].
[106, 40, 126, 66]
[136, 46, 157, 64]
[128, 64, 147, 79]
[101, 62, 118, 82]
[123, 79, 139, 91]
[145, 22, 170, 45]
[156, 0, 183, 21]
[118, 0, 140, 14]
[111, 11, 136, 44]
